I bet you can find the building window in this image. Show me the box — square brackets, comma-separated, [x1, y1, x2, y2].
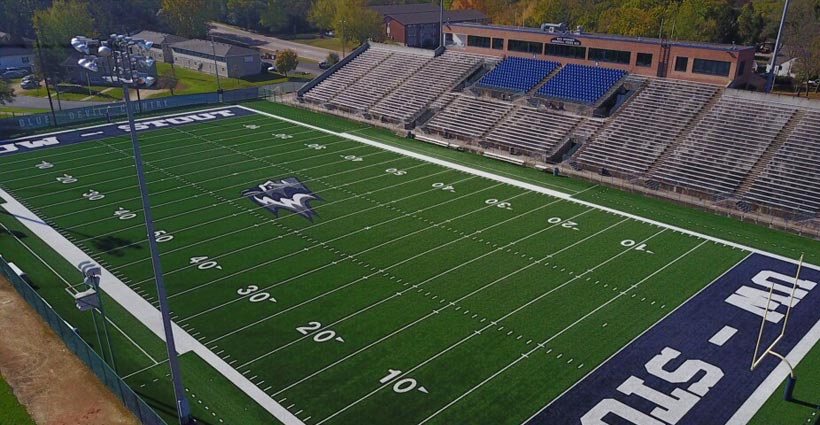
[21, 56, 30, 63]
[692, 58, 731, 76]
[546, 44, 586, 59]
[244, 55, 254, 63]
[467, 35, 491, 49]
[492, 38, 504, 50]
[588, 48, 631, 64]
[636, 53, 652, 67]
[508, 39, 543, 54]
[675, 56, 688, 72]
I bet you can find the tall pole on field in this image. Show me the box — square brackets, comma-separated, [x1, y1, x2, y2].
[71, 33, 191, 425]
[766, 0, 791, 93]
[439, 0, 444, 49]
[34, 38, 57, 126]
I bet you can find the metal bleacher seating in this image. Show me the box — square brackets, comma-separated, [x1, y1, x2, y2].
[425, 94, 513, 140]
[485, 106, 581, 156]
[745, 111, 820, 214]
[329, 51, 431, 112]
[653, 95, 797, 195]
[577, 79, 718, 175]
[537, 64, 627, 104]
[477, 57, 560, 93]
[370, 51, 485, 123]
[303, 48, 392, 104]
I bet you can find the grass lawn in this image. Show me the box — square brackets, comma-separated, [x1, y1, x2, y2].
[0, 106, 50, 116]
[0, 374, 34, 425]
[293, 36, 345, 52]
[148, 62, 310, 99]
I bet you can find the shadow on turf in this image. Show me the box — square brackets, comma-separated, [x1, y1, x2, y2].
[139, 392, 218, 425]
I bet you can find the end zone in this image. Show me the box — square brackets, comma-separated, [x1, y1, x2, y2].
[526, 253, 820, 425]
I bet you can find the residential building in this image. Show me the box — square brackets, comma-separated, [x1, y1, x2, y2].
[131, 30, 189, 63]
[0, 45, 34, 71]
[370, 4, 488, 49]
[169, 39, 261, 78]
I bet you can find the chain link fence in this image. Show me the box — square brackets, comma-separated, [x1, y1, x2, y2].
[0, 257, 167, 425]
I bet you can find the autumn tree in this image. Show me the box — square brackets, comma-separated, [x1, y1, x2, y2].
[0, 80, 14, 105]
[275, 49, 298, 76]
[33, 0, 96, 80]
[160, 0, 220, 38]
[783, 0, 820, 94]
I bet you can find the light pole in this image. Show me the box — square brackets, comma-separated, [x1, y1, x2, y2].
[71, 33, 191, 425]
[766, 0, 791, 93]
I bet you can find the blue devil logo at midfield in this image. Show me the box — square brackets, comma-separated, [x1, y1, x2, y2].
[242, 177, 322, 221]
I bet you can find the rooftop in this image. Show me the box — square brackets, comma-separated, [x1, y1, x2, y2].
[169, 38, 258, 57]
[0, 45, 33, 57]
[131, 30, 188, 47]
[447, 22, 755, 52]
[391, 10, 488, 26]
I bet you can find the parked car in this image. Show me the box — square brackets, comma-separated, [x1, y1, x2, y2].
[2, 69, 28, 79]
[261, 62, 275, 73]
[319, 61, 331, 70]
[20, 79, 40, 89]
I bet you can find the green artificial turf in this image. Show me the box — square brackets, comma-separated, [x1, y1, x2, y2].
[0, 101, 817, 424]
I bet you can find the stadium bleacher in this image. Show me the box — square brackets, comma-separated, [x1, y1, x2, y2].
[537, 64, 627, 104]
[303, 48, 393, 104]
[369, 51, 485, 123]
[577, 79, 719, 176]
[424, 94, 512, 140]
[652, 95, 798, 195]
[484, 106, 581, 157]
[744, 111, 820, 214]
[477, 57, 560, 93]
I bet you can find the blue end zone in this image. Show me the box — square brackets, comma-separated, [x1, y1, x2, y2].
[528, 253, 820, 425]
[0, 106, 255, 156]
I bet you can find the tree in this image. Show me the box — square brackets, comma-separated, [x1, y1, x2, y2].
[737, 3, 765, 45]
[0, 80, 14, 105]
[33, 0, 96, 81]
[158, 66, 178, 95]
[783, 0, 820, 95]
[335, 0, 384, 46]
[326, 52, 340, 65]
[226, 0, 264, 29]
[0, 0, 49, 43]
[275, 49, 298, 76]
[308, 0, 337, 32]
[160, 0, 220, 38]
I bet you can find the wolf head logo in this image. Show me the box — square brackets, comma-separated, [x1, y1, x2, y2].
[242, 177, 322, 221]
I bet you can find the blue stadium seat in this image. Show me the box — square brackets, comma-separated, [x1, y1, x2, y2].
[477, 57, 561, 93]
[536, 64, 627, 104]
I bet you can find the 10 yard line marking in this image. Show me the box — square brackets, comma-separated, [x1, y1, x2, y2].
[418, 239, 709, 424]
[316, 228, 670, 424]
[264, 214, 626, 396]
[239, 200, 591, 370]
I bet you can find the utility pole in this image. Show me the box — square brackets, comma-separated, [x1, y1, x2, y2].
[766, 0, 791, 93]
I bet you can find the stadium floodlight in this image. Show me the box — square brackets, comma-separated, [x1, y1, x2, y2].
[77, 57, 99, 73]
[75, 261, 116, 372]
[71, 36, 90, 54]
[72, 33, 192, 425]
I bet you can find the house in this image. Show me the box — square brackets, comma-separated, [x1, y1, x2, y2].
[0, 44, 34, 71]
[169, 39, 261, 78]
[370, 4, 488, 49]
[131, 30, 189, 64]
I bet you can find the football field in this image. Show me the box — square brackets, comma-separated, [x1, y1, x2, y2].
[0, 104, 818, 424]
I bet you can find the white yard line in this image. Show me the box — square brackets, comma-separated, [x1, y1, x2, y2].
[420, 239, 709, 424]
[238, 105, 820, 273]
[0, 188, 304, 425]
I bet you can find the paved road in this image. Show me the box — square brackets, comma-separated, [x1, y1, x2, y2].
[209, 22, 341, 63]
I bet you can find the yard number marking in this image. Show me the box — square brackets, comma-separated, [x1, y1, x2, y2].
[306, 143, 326, 150]
[485, 199, 512, 210]
[385, 168, 407, 176]
[621, 239, 654, 254]
[379, 369, 428, 394]
[190, 256, 223, 270]
[57, 174, 77, 184]
[154, 230, 174, 243]
[236, 285, 277, 304]
[244, 124, 260, 130]
[272, 133, 293, 139]
[548, 217, 580, 231]
[432, 183, 455, 193]
[295, 321, 344, 343]
[83, 190, 105, 201]
[341, 155, 363, 162]
[36, 161, 54, 169]
[114, 207, 137, 220]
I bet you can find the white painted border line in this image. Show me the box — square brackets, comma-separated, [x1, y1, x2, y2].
[0, 188, 304, 425]
[237, 105, 820, 273]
